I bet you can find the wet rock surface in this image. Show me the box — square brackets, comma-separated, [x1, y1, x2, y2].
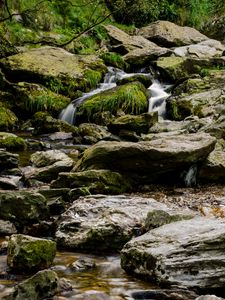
[121, 217, 225, 290]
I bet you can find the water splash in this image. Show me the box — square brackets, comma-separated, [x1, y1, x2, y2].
[183, 165, 198, 187]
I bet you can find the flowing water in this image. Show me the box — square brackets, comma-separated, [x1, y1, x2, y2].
[59, 67, 170, 125]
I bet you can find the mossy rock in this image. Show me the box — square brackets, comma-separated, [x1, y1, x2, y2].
[14, 82, 70, 117]
[3, 269, 59, 300]
[0, 133, 27, 150]
[0, 29, 18, 59]
[0, 47, 107, 97]
[0, 105, 18, 131]
[117, 74, 152, 88]
[7, 234, 56, 273]
[31, 112, 79, 134]
[76, 81, 149, 124]
[108, 112, 158, 135]
[100, 52, 128, 70]
[51, 169, 132, 194]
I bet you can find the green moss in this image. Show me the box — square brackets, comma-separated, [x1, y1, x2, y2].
[0, 135, 27, 150]
[0, 105, 18, 130]
[100, 52, 128, 70]
[117, 74, 152, 88]
[82, 69, 103, 90]
[76, 82, 148, 123]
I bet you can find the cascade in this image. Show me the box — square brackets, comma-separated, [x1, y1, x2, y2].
[59, 67, 171, 125]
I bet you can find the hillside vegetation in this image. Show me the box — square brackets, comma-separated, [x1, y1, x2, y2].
[0, 0, 225, 56]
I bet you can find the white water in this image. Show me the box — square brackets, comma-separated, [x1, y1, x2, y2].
[59, 67, 169, 125]
[148, 81, 171, 118]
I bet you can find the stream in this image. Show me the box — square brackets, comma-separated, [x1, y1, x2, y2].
[59, 67, 171, 125]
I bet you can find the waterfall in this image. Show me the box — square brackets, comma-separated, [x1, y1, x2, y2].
[183, 165, 198, 187]
[59, 66, 170, 125]
[148, 81, 171, 118]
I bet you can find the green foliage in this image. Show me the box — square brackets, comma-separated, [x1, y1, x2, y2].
[100, 52, 128, 70]
[77, 82, 148, 122]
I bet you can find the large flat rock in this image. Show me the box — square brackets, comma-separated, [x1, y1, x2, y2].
[75, 133, 216, 184]
[121, 217, 225, 290]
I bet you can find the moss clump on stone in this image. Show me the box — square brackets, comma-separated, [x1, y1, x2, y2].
[76, 82, 148, 124]
[0, 134, 27, 150]
[100, 52, 128, 70]
[117, 74, 152, 88]
[0, 105, 18, 131]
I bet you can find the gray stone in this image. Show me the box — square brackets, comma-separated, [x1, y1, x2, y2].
[0, 220, 17, 235]
[56, 195, 174, 252]
[121, 217, 225, 289]
[0, 149, 19, 172]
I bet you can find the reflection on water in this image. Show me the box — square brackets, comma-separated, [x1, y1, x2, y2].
[0, 248, 155, 299]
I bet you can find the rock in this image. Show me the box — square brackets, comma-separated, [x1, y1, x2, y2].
[0, 176, 21, 190]
[38, 188, 70, 202]
[0, 149, 19, 172]
[166, 88, 224, 121]
[117, 74, 152, 88]
[73, 291, 113, 300]
[138, 21, 208, 47]
[0, 220, 17, 235]
[31, 111, 78, 134]
[75, 133, 216, 184]
[30, 150, 72, 168]
[202, 115, 225, 139]
[0, 106, 18, 131]
[78, 123, 111, 144]
[0, 191, 48, 227]
[48, 132, 73, 141]
[7, 234, 56, 272]
[56, 195, 185, 252]
[121, 217, 225, 290]
[199, 142, 225, 183]
[76, 82, 149, 125]
[0, 46, 107, 97]
[195, 296, 225, 300]
[70, 257, 96, 272]
[130, 289, 198, 300]
[2, 269, 59, 300]
[0, 132, 27, 151]
[14, 82, 71, 117]
[174, 39, 225, 58]
[104, 25, 171, 67]
[108, 113, 158, 135]
[51, 169, 131, 194]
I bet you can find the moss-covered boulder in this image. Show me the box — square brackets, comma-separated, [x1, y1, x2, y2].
[78, 123, 111, 144]
[7, 234, 56, 272]
[100, 52, 128, 70]
[108, 112, 158, 135]
[0, 105, 18, 131]
[0, 133, 27, 150]
[117, 74, 152, 88]
[14, 82, 70, 117]
[76, 82, 149, 124]
[31, 112, 78, 134]
[3, 270, 59, 300]
[0, 191, 49, 227]
[0, 47, 107, 97]
[0, 29, 18, 59]
[51, 169, 131, 194]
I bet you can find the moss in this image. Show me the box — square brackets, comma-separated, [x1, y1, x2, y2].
[167, 98, 193, 121]
[7, 235, 56, 272]
[76, 82, 148, 124]
[82, 69, 103, 90]
[0, 105, 18, 131]
[0, 135, 27, 151]
[100, 52, 128, 70]
[117, 74, 152, 88]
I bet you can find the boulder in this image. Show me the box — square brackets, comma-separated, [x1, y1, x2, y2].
[121, 217, 225, 289]
[0, 191, 48, 227]
[203, 15, 225, 42]
[56, 195, 182, 252]
[196, 296, 225, 300]
[31, 111, 78, 134]
[138, 21, 208, 47]
[104, 25, 171, 67]
[0, 132, 27, 151]
[174, 39, 225, 58]
[2, 269, 59, 300]
[0, 47, 107, 97]
[51, 169, 131, 194]
[0, 150, 19, 172]
[0, 176, 21, 190]
[30, 150, 72, 168]
[117, 74, 152, 88]
[0, 106, 18, 131]
[7, 234, 56, 272]
[130, 289, 198, 300]
[75, 133, 216, 184]
[78, 123, 111, 144]
[108, 113, 158, 135]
